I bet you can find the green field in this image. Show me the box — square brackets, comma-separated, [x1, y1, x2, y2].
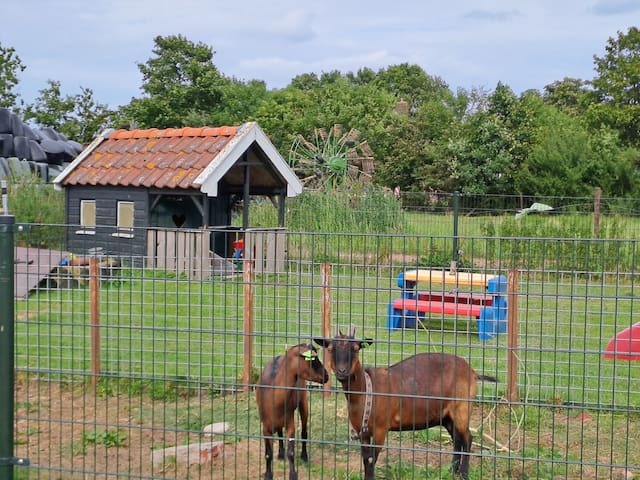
[12, 216, 640, 479]
[15, 262, 639, 409]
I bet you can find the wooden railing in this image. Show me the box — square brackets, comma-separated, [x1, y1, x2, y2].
[146, 228, 211, 279]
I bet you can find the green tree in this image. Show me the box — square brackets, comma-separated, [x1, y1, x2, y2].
[253, 87, 319, 152]
[24, 80, 112, 143]
[122, 34, 228, 128]
[543, 77, 591, 115]
[373, 63, 451, 113]
[288, 72, 321, 91]
[512, 97, 639, 198]
[24, 79, 75, 129]
[255, 75, 396, 157]
[588, 27, 640, 146]
[441, 83, 540, 194]
[0, 42, 26, 109]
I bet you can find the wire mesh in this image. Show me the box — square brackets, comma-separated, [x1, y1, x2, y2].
[9, 223, 640, 479]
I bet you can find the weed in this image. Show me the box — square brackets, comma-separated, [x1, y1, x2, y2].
[81, 429, 128, 449]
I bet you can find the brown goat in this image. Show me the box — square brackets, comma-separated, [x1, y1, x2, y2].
[314, 327, 497, 479]
[256, 342, 329, 480]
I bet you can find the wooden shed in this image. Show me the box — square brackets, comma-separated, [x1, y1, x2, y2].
[53, 122, 302, 274]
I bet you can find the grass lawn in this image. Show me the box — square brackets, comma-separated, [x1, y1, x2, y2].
[12, 216, 640, 478]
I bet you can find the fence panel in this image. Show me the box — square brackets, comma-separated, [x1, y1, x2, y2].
[7, 224, 640, 479]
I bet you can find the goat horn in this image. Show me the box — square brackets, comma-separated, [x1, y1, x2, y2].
[349, 323, 357, 337]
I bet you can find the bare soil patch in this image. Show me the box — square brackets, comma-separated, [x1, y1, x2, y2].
[13, 376, 639, 479]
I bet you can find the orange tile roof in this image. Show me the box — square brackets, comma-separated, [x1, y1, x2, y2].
[61, 125, 239, 189]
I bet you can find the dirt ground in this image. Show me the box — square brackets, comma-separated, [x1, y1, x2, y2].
[13, 375, 639, 480]
[12, 376, 453, 479]
[14, 377, 267, 480]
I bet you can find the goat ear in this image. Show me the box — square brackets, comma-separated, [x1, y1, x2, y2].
[360, 338, 374, 348]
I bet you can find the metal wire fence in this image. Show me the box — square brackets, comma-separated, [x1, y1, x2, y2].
[5, 222, 640, 479]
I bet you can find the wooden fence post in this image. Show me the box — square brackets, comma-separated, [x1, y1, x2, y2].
[242, 261, 254, 391]
[594, 186, 602, 239]
[321, 263, 332, 397]
[89, 257, 100, 394]
[507, 268, 519, 403]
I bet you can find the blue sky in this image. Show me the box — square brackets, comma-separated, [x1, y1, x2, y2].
[2, 0, 638, 109]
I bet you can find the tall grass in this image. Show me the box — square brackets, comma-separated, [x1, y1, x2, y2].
[246, 185, 406, 234]
[7, 174, 65, 249]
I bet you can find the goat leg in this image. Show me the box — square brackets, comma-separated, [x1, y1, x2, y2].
[361, 434, 382, 480]
[276, 429, 285, 460]
[298, 398, 310, 462]
[263, 432, 274, 480]
[458, 431, 473, 479]
[286, 419, 298, 480]
[448, 422, 472, 479]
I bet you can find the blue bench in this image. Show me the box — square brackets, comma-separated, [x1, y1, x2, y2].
[387, 269, 508, 340]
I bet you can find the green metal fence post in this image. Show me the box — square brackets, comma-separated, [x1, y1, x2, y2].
[451, 191, 460, 271]
[0, 181, 29, 479]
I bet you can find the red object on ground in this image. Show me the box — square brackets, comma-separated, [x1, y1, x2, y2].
[604, 322, 640, 361]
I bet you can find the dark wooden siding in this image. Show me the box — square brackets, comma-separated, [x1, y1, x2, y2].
[65, 186, 149, 259]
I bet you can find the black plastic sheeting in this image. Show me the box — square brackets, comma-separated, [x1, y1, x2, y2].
[0, 108, 82, 182]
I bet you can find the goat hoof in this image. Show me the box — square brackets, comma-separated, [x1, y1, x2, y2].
[300, 452, 309, 462]
[277, 452, 285, 461]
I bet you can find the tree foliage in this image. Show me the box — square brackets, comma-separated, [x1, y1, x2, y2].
[121, 34, 229, 128]
[0, 42, 26, 109]
[543, 77, 591, 115]
[4, 32, 640, 198]
[24, 80, 112, 143]
[588, 27, 640, 146]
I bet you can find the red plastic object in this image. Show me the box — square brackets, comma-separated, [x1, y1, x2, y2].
[604, 322, 640, 361]
[392, 299, 482, 318]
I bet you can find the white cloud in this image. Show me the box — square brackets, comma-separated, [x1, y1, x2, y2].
[591, 0, 640, 15]
[1, 0, 632, 108]
[266, 10, 316, 42]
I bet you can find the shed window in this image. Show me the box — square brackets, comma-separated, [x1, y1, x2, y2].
[113, 201, 135, 238]
[76, 200, 96, 235]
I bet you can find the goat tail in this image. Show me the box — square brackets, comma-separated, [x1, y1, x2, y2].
[476, 374, 498, 383]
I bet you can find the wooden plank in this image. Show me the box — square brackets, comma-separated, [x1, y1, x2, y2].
[507, 269, 519, 402]
[403, 269, 495, 288]
[242, 261, 254, 391]
[145, 229, 157, 270]
[192, 230, 209, 280]
[321, 263, 332, 397]
[89, 257, 100, 394]
[165, 231, 176, 271]
[417, 292, 493, 306]
[13, 247, 70, 298]
[392, 299, 482, 318]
